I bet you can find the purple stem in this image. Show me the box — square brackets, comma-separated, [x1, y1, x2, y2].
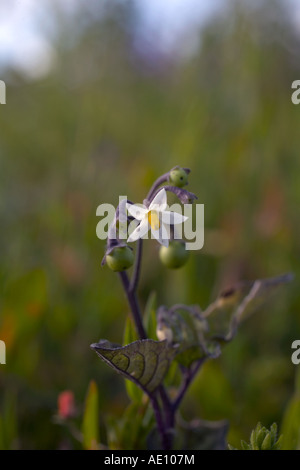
[172, 358, 206, 412]
[146, 172, 170, 203]
[118, 271, 147, 340]
[150, 396, 171, 450]
[129, 238, 143, 293]
[118, 269, 172, 449]
[116, 171, 201, 449]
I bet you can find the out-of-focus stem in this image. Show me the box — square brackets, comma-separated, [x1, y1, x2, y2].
[146, 172, 169, 203]
[172, 358, 206, 412]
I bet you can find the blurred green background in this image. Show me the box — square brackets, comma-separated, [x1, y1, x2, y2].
[0, 0, 300, 449]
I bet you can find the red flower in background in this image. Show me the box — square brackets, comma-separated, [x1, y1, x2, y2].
[58, 390, 75, 419]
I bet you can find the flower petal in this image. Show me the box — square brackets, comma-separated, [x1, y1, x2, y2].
[161, 211, 188, 225]
[149, 188, 167, 211]
[151, 223, 170, 247]
[127, 218, 149, 242]
[126, 203, 148, 220]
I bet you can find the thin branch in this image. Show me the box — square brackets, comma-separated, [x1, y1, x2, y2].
[130, 238, 143, 293]
[158, 385, 173, 427]
[146, 172, 169, 203]
[172, 358, 206, 412]
[151, 396, 171, 450]
[118, 271, 147, 340]
[159, 385, 171, 410]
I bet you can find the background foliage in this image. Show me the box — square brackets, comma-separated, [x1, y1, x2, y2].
[0, 0, 299, 449]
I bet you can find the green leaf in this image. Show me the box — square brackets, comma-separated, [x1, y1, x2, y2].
[82, 380, 100, 450]
[250, 428, 259, 449]
[273, 435, 283, 450]
[240, 440, 250, 450]
[270, 423, 278, 446]
[255, 428, 266, 449]
[261, 433, 272, 450]
[123, 317, 143, 403]
[163, 359, 181, 388]
[121, 401, 154, 450]
[228, 443, 237, 450]
[281, 395, 300, 450]
[229, 422, 282, 450]
[91, 339, 176, 395]
[107, 400, 154, 450]
[123, 316, 138, 345]
[156, 305, 220, 368]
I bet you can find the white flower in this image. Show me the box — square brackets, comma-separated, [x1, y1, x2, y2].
[126, 188, 188, 247]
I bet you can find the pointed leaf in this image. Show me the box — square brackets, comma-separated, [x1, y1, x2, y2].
[156, 305, 219, 368]
[281, 395, 300, 450]
[120, 401, 154, 450]
[123, 316, 138, 345]
[240, 440, 251, 450]
[82, 380, 100, 450]
[123, 317, 143, 402]
[91, 339, 175, 395]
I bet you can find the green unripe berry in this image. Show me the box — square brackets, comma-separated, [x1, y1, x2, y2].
[169, 167, 188, 187]
[106, 246, 134, 272]
[159, 241, 189, 269]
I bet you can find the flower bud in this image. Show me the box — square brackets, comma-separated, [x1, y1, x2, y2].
[159, 241, 189, 269]
[169, 167, 188, 188]
[106, 246, 134, 272]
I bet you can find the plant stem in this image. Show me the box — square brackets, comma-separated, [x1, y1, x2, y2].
[150, 396, 171, 450]
[130, 238, 143, 293]
[118, 271, 147, 340]
[119, 267, 173, 450]
[172, 359, 206, 412]
[117, 175, 183, 449]
[146, 172, 169, 203]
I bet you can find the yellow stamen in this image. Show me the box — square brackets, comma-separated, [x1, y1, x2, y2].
[148, 210, 160, 231]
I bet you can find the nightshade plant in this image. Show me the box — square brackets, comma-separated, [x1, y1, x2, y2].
[91, 167, 293, 450]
